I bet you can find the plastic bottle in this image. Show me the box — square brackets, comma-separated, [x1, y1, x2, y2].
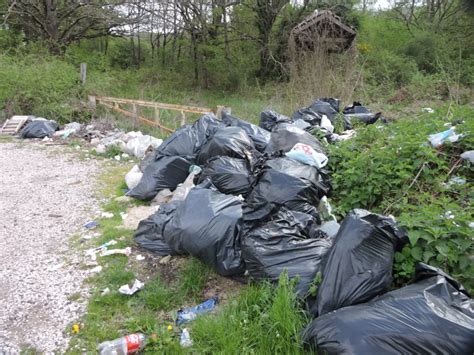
[98, 333, 146, 355]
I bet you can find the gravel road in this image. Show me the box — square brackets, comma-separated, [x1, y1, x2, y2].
[0, 141, 101, 353]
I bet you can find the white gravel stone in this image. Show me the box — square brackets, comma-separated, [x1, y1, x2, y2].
[0, 142, 101, 353]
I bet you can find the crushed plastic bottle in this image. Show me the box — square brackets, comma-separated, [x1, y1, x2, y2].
[98, 333, 146, 355]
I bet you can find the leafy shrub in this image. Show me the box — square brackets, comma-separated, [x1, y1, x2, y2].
[0, 54, 87, 122]
[328, 106, 473, 291]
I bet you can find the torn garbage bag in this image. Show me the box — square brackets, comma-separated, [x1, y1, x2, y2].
[245, 157, 331, 219]
[314, 209, 408, 316]
[259, 110, 292, 131]
[303, 263, 474, 355]
[197, 156, 253, 196]
[222, 112, 270, 152]
[242, 208, 333, 296]
[343, 101, 383, 126]
[128, 156, 194, 201]
[197, 126, 256, 165]
[265, 124, 326, 155]
[20, 120, 59, 138]
[134, 201, 182, 255]
[163, 186, 244, 276]
[155, 113, 222, 157]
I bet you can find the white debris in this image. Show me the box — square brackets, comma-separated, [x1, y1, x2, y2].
[118, 279, 144, 295]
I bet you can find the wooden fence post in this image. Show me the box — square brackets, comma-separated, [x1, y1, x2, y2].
[80, 63, 87, 85]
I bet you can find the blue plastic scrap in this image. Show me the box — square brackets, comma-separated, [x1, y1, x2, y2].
[84, 220, 99, 229]
[176, 297, 219, 325]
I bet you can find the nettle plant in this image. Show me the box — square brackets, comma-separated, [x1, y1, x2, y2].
[326, 107, 473, 291]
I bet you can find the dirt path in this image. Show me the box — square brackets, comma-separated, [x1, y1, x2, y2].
[0, 141, 101, 353]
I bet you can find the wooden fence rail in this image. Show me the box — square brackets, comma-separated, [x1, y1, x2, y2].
[89, 95, 227, 134]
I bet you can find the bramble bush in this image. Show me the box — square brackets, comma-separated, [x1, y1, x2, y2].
[327, 105, 473, 291]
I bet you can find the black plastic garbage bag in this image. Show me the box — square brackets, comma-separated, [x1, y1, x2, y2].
[242, 208, 334, 296]
[245, 157, 331, 219]
[222, 112, 270, 152]
[303, 263, 474, 355]
[259, 110, 292, 131]
[156, 113, 222, 157]
[291, 107, 322, 126]
[197, 156, 253, 196]
[343, 101, 383, 126]
[134, 201, 182, 255]
[265, 123, 326, 155]
[163, 186, 244, 276]
[129, 156, 194, 201]
[20, 120, 59, 138]
[314, 209, 408, 316]
[197, 126, 256, 165]
[309, 98, 340, 122]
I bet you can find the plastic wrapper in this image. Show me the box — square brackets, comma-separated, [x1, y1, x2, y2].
[314, 209, 408, 316]
[163, 186, 244, 276]
[303, 263, 474, 354]
[197, 156, 253, 196]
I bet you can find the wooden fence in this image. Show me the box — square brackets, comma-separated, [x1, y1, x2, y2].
[89, 95, 227, 134]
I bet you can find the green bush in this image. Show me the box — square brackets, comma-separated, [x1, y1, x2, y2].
[0, 54, 87, 122]
[327, 105, 473, 291]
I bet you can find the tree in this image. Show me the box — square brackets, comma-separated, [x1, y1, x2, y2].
[5, 0, 133, 54]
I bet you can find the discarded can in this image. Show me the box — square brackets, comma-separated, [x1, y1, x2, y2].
[98, 333, 146, 355]
[176, 297, 218, 325]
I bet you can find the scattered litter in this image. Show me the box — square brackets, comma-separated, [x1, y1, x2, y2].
[136, 255, 145, 261]
[125, 165, 143, 190]
[176, 297, 219, 325]
[42, 136, 53, 142]
[469, 222, 474, 229]
[159, 255, 172, 265]
[428, 127, 462, 147]
[170, 165, 201, 202]
[122, 153, 130, 159]
[115, 195, 132, 203]
[460, 150, 474, 163]
[318, 196, 337, 222]
[442, 210, 455, 219]
[444, 176, 466, 187]
[100, 212, 114, 219]
[121, 205, 159, 230]
[118, 279, 144, 295]
[89, 265, 102, 274]
[114, 155, 121, 161]
[286, 143, 328, 169]
[98, 333, 147, 354]
[180, 329, 193, 348]
[84, 220, 99, 229]
[332, 129, 356, 141]
[100, 247, 132, 257]
[101, 288, 110, 296]
[422, 107, 434, 113]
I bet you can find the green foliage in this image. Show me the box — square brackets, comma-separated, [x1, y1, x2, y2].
[191, 273, 311, 354]
[0, 54, 86, 122]
[328, 105, 474, 291]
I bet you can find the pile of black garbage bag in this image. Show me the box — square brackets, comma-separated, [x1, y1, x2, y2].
[130, 99, 474, 353]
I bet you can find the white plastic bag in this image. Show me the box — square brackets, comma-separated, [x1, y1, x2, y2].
[286, 143, 328, 169]
[125, 165, 143, 190]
